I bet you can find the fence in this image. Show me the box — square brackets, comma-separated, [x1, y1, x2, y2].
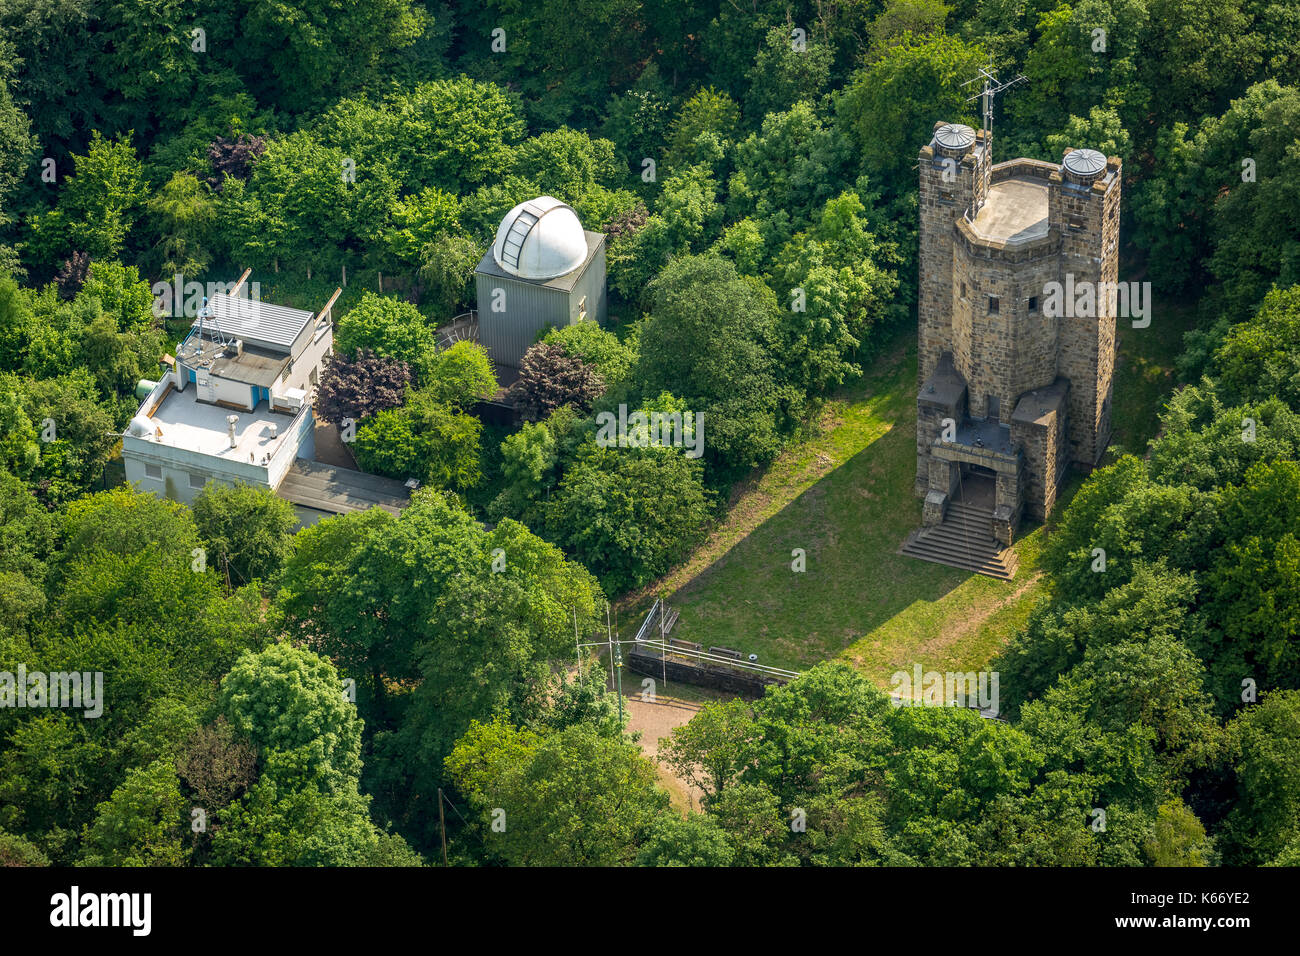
[627, 599, 800, 696]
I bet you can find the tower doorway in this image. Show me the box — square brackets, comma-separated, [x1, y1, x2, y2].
[955, 464, 998, 510]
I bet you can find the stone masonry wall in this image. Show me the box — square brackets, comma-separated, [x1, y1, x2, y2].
[917, 126, 987, 388]
[915, 126, 1122, 528]
[1050, 154, 1121, 466]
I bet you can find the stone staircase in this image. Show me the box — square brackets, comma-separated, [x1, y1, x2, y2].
[900, 499, 1017, 580]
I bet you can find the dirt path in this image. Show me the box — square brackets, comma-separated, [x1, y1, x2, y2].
[617, 682, 725, 812]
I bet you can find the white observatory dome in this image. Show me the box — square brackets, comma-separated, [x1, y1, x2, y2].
[491, 196, 588, 280]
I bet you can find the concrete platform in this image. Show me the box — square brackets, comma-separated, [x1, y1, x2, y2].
[969, 177, 1050, 243]
[276, 459, 411, 518]
[148, 388, 295, 463]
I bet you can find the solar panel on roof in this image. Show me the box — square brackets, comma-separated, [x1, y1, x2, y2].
[199, 294, 315, 350]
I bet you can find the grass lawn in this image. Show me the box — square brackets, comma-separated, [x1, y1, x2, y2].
[629, 296, 1196, 688]
[623, 334, 1050, 684]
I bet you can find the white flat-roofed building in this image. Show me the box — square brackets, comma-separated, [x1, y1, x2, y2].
[123, 281, 339, 505]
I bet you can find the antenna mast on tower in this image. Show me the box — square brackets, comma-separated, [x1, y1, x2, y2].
[962, 61, 1026, 216]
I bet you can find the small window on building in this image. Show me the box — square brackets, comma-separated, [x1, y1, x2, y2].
[310, 366, 319, 386]
[961, 282, 967, 299]
[940, 188, 954, 202]
[1028, 296, 1039, 313]
[1068, 214, 1085, 230]
[189, 473, 206, 490]
[145, 464, 163, 481]
[988, 295, 999, 314]
[987, 396, 1001, 421]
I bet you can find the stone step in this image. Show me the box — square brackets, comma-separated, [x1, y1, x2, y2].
[901, 544, 1015, 577]
[900, 536, 1017, 580]
[923, 514, 999, 537]
[914, 535, 1005, 563]
[911, 531, 1012, 564]
[946, 502, 995, 517]
[925, 509, 997, 528]
[900, 511, 1018, 579]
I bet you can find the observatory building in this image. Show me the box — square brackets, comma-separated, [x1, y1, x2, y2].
[906, 120, 1121, 575]
[474, 196, 607, 368]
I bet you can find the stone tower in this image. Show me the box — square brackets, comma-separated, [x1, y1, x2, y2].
[913, 121, 1120, 548]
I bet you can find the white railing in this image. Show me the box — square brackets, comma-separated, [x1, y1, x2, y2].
[265, 404, 314, 488]
[631, 598, 800, 680]
[632, 637, 800, 681]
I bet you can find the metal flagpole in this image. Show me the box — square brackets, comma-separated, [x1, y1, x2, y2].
[573, 606, 582, 679]
[659, 592, 668, 695]
[606, 605, 615, 691]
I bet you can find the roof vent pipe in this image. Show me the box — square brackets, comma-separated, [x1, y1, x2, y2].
[227, 414, 239, 449]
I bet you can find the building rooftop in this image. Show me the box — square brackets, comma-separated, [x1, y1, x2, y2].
[140, 385, 297, 463]
[969, 176, 1050, 243]
[277, 460, 411, 516]
[197, 292, 316, 352]
[919, 353, 968, 407]
[177, 335, 289, 388]
[954, 417, 1015, 456]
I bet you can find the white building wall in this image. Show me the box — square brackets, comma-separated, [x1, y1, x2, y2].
[186, 369, 255, 410]
[123, 390, 315, 504]
[277, 321, 332, 399]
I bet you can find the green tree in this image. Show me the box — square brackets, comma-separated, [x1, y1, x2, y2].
[663, 86, 741, 175]
[334, 292, 436, 366]
[637, 813, 736, 867]
[449, 721, 668, 866]
[217, 130, 395, 274]
[417, 340, 497, 408]
[836, 32, 986, 187]
[219, 643, 363, 795]
[546, 443, 713, 594]
[543, 321, 636, 388]
[633, 253, 790, 477]
[229, 0, 425, 113]
[744, 25, 834, 121]
[191, 481, 298, 586]
[352, 391, 483, 491]
[79, 758, 188, 866]
[29, 131, 147, 265]
[417, 233, 481, 315]
[478, 0, 646, 125]
[1213, 285, 1300, 407]
[729, 102, 851, 247]
[771, 190, 901, 393]
[1145, 798, 1215, 866]
[1222, 690, 1300, 864]
[509, 127, 620, 204]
